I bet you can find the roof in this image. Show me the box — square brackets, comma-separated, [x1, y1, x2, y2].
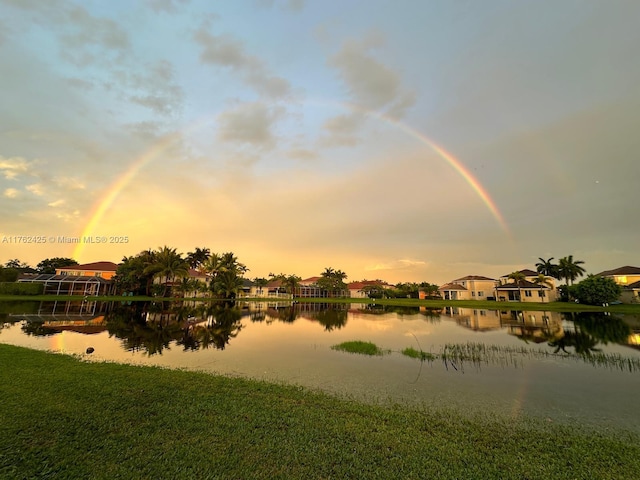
[58, 261, 119, 272]
[18, 274, 112, 283]
[300, 276, 321, 285]
[496, 279, 549, 290]
[348, 280, 388, 290]
[500, 269, 538, 277]
[597, 266, 640, 276]
[188, 268, 208, 278]
[624, 280, 640, 290]
[439, 283, 467, 291]
[454, 275, 495, 281]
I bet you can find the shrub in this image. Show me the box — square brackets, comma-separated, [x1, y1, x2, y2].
[573, 275, 622, 305]
[0, 282, 44, 295]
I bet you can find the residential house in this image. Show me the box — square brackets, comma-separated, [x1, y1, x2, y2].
[597, 266, 640, 303]
[496, 269, 557, 302]
[57, 261, 118, 279]
[347, 280, 391, 299]
[19, 261, 119, 296]
[596, 266, 640, 286]
[495, 279, 555, 302]
[438, 275, 497, 301]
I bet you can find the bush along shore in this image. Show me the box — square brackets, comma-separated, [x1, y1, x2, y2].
[1, 344, 639, 479]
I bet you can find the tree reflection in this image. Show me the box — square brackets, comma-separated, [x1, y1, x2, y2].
[571, 312, 632, 345]
[105, 301, 245, 354]
[308, 306, 348, 331]
[178, 303, 243, 351]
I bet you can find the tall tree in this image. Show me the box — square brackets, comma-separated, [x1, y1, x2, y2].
[317, 267, 348, 297]
[5, 259, 31, 269]
[144, 246, 189, 297]
[507, 271, 526, 301]
[532, 274, 553, 301]
[36, 257, 78, 274]
[557, 255, 586, 286]
[186, 247, 211, 269]
[268, 273, 301, 298]
[253, 277, 269, 297]
[535, 257, 559, 278]
[203, 252, 248, 299]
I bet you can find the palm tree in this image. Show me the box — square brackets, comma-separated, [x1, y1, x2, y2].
[557, 255, 586, 286]
[282, 274, 301, 298]
[186, 247, 211, 269]
[253, 277, 269, 297]
[145, 246, 189, 297]
[535, 257, 559, 279]
[507, 271, 526, 301]
[211, 270, 245, 299]
[532, 274, 553, 302]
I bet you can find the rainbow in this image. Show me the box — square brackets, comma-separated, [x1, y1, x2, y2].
[73, 132, 182, 260]
[73, 102, 509, 260]
[338, 100, 510, 236]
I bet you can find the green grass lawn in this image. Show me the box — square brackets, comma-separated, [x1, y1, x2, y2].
[1, 344, 638, 479]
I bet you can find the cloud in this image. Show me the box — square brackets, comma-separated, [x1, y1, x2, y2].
[319, 112, 364, 147]
[286, 148, 317, 161]
[115, 60, 184, 115]
[328, 32, 416, 117]
[59, 5, 131, 66]
[26, 184, 45, 196]
[47, 199, 65, 207]
[255, 0, 305, 12]
[216, 102, 280, 148]
[3, 188, 19, 198]
[146, 0, 190, 14]
[0, 156, 32, 179]
[54, 176, 85, 190]
[365, 259, 428, 272]
[194, 25, 291, 98]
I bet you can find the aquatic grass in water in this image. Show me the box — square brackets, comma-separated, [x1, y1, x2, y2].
[401, 347, 436, 361]
[331, 341, 388, 356]
[393, 342, 640, 372]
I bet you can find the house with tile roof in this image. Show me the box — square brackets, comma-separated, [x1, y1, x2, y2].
[19, 260, 119, 296]
[495, 279, 555, 302]
[347, 280, 391, 298]
[597, 266, 640, 286]
[57, 261, 119, 280]
[597, 266, 640, 304]
[438, 275, 497, 301]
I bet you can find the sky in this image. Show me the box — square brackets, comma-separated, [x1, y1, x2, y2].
[1, 0, 639, 284]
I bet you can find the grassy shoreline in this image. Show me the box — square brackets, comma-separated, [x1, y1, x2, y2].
[1, 294, 639, 314]
[1, 344, 639, 479]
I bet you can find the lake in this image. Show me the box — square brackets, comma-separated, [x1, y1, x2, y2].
[2, 300, 639, 432]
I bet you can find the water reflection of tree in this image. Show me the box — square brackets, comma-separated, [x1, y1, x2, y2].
[179, 303, 243, 351]
[21, 322, 58, 337]
[571, 312, 631, 345]
[307, 307, 348, 331]
[106, 302, 244, 354]
[107, 304, 183, 355]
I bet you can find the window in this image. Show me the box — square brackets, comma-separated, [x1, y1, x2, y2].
[94, 272, 102, 278]
[525, 291, 532, 297]
[538, 290, 545, 298]
[471, 291, 475, 297]
[478, 292, 484, 297]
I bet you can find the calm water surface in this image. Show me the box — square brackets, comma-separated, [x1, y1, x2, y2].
[2, 300, 639, 431]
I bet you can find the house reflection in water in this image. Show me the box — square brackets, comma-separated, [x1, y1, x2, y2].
[499, 310, 564, 343]
[440, 307, 502, 331]
[10, 300, 111, 335]
[438, 307, 564, 342]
